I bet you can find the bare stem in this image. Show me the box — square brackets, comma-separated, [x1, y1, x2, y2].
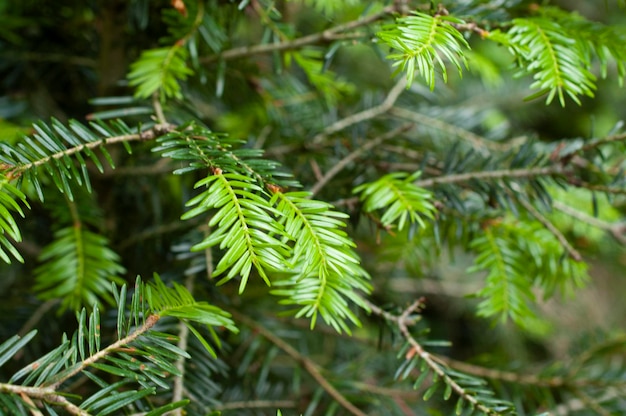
[414, 166, 564, 188]
[389, 106, 510, 154]
[201, 6, 397, 64]
[515, 196, 582, 261]
[553, 200, 626, 245]
[309, 123, 413, 196]
[312, 77, 408, 144]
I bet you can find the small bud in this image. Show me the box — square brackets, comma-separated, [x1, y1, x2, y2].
[171, 0, 187, 17]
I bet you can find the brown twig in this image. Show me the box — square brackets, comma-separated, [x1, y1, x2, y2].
[312, 77, 408, 144]
[0, 317, 164, 416]
[367, 299, 509, 416]
[231, 311, 368, 416]
[414, 166, 565, 188]
[309, 123, 413, 196]
[201, 6, 397, 64]
[389, 106, 510, 154]
[514, 195, 582, 261]
[553, 200, 626, 245]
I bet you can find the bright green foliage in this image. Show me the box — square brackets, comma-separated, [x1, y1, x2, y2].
[469, 218, 588, 330]
[354, 171, 436, 231]
[378, 12, 469, 89]
[35, 226, 125, 313]
[291, 49, 355, 105]
[128, 46, 194, 100]
[270, 191, 371, 333]
[152, 124, 371, 331]
[488, 7, 626, 105]
[145, 275, 237, 357]
[0, 176, 27, 263]
[506, 18, 596, 106]
[183, 172, 290, 291]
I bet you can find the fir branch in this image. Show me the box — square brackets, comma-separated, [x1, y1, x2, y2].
[310, 123, 412, 196]
[269, 190, 371, 333]
[515, 195, 582, 261]
[368, 299, 514, 415]
[232, 311, 368, 416]
[0, 175, 28, 263]
[2, 122, 174, 180]
[354, 170, 436, 231]
[200, 5, 397, 64]
[414, 166, 563, 188]
[183, 171, 289, 292]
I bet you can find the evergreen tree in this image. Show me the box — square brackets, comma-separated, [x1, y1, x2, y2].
[1, 0, 626, 414]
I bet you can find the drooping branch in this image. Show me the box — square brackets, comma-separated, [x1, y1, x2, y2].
[232, 311, 368, 416]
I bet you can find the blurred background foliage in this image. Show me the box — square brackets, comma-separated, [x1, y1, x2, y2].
[1, 0, 626, 415]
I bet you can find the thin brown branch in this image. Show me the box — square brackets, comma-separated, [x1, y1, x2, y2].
[553, 200, 626, 245]
[312, 77, 408, 144]
[368, 299, 508, 415]
[152, 93, 167, 125]
[389, 106, 509, 154]
[212, 400, 297, 411]
[0, 384, 92, 416]
[414, 166, 564, 188]
[515, 196, 582, 261]
[232, 311, 367, 416]
[309, 123, 413, 196]
[201, 6, 397, 64]
[170, 274, 195, 416]
[575, 182, 626, 195]
[576, 132, 626, 155]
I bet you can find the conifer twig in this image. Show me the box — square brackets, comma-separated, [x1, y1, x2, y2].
[366, 299, 507, 416]
[232, 311, 368, 416]
[515, 195, 582, 261]
[553, 200, 626, 244]
[309, 123, 413, 196]
[201, 5, 397, 64]
[312, 77, 408, 144]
